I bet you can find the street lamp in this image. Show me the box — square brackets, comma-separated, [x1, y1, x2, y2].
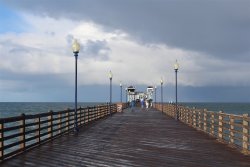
[160, 78, 163, 113]
[125, 88, 128, 103]
[154, 86, 157, 106]
[72, 39, 80, 133]
[174, 60, 179, 120]
[109, 70, 113, 115]
[120, 82, 122, 103]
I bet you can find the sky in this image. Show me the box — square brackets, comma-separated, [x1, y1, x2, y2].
[0, 0, 250, 102]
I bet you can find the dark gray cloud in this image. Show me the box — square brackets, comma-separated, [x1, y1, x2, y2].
[83, 40, 110, 60]
[2, 0, 250, 60]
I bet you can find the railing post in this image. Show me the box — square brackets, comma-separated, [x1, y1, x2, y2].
[186, 108, 190, 125]
[107, 103, 109, 116]
[210, 112, 215, 136]
[48, 110, 53, 139]
[83, 108, 86, 124]
[19, 113, 25, 151]
[97, 105, 99, 119]
[79, 107, 82, 126]
[87, 107, 90, 123]
[58, 113, 62, 134]
[193, 108, 196, 128]
[198, 110, 202, 130]
[180, 107, 183, 121]
[218, 111, 223, 141]
[189, 108, 193, 126]
[242, 114, 249, 154]
[78, 107, 81, 126]
[229, 115, 234, 146]
[203, 109, 207, 132]
[0, 122, 4, 160]
[65, 109, 69, 131]
[185, 108, 188, 124]
[35, 116, 41, 144]
[95, 106, 98, 120]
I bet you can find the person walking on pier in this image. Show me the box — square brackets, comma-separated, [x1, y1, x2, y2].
[140, 98, 144, 108]
[145, 99, 149, 109]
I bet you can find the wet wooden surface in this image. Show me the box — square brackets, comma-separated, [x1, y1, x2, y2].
[1, 107, 250, 167]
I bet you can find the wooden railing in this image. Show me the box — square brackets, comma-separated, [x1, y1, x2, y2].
[155, 103, 250, 155]
[0, 104, 118, 161]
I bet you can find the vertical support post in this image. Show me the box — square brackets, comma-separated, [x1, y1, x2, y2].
[110, 77, 112, 115]
[229, 115, 234, 145]
[76, 109, 79, 126]
[19, 113, 25, 150]
[211, 112, 215, 136]
[120, 84, 122, 103]
[198, 110, 202, 130]
[97, 105, 99, 119]
[203, 109, 207, 132]
[100, 106, 102, 118]
[74, 52, 79, 133]
[184, 108, 187, 124]
[189, 108, 193, 126]
[83, 108, 86, 124]
[107, 103, 109, 116]
[79, 107, 82, 126]
[48, 110, 53, 139]
[161, 82, 163, 113]
[58, 113, 62, 134]
[65, 109, 69, 131]
[87, 107, 90, 123]
[187, 108, 190, 124]
[35, 116, 41, 144]
[218, 111, 223, 141]
[155, 86, 157, 107]
[242, 114, 249, 154]
[175, 69, 178, 120]
[95, 106, 97, 120]
[193, 109, 196, 128]
[0, 122, 4, 160]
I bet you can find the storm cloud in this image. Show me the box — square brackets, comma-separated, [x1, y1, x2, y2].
[2, 0, 250, 60]
[1, 0, 250, 102]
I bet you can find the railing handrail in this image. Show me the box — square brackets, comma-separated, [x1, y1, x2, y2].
[0, 103, 127, 161]
[154, 103, 250, 155]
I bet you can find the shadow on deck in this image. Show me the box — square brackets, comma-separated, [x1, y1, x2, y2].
[1, 107, 250, 167]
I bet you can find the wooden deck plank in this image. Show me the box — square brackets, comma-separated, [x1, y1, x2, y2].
[1, 107, 250, 167]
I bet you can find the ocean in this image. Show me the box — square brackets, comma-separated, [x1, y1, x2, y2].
[0, 102, 250, 118]
[0, 102, 104, 118]
[182, 102, 250, 115]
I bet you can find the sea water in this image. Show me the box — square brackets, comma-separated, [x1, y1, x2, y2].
[182, 102, 250, 115]
[0, 102, 250, 118]
[0, 102, 103, 118]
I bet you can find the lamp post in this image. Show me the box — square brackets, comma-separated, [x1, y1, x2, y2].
[125, 88, 128, 103]
[160, 78, 163, 113]
[154, 86, 157, 106]
[174, 60, 179, 120]
[72, 39, 80, 133]
[109, 71, 113, 115]
[120, 82, 122, 103]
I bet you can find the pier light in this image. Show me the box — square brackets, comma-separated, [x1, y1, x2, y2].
[109, 70, 113, 80]
[174, 60, 179, 71]
[174, 60, 179, 120]
[109, 71, 113, 115]
[160, 78, 163, 113]
[72, 39, 80, 53]
[120, 82, 122, 103]
[72, 39, 80, 133]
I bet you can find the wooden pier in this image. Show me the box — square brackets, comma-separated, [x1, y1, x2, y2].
[1, 107, 250, 166]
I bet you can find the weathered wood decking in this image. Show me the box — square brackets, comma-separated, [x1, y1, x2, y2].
[1, 108, 250, 167]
